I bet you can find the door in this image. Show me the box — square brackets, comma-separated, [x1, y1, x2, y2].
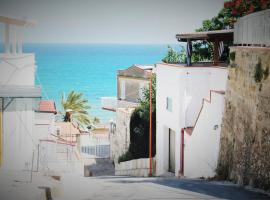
[169, 129, 175, 173]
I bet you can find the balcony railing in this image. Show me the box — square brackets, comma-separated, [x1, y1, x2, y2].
[101, 97, 139, 111]
[234, 9, 270, 47]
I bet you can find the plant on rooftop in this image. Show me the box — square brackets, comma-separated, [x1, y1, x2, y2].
[61, 91, 91, 125]
[193, 0, 270, 63]
[162, 46, 181, 64]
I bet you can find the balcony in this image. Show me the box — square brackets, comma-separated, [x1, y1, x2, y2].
[101, 97, 139, 112]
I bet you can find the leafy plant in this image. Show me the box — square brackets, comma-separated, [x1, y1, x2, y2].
[128, 75, 156, 159]
[162, 46, 181, 64]
[61, 91, 91, 125]
[229, 52, 236, 61]
[254, 60, 263, 83]
[118, 151, 133, 163]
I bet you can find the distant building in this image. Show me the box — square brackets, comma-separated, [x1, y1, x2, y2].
[101, 64, 154, 163]
[35, 100, 57, 140]
[156, 30, 233, 178]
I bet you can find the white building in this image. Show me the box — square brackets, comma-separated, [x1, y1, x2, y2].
[156, 30, 233, 178]
[0, 16, 42, 171]
[35, 100, 57, 140]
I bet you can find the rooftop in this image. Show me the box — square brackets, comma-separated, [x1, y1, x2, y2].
[37, 100, 57, 114]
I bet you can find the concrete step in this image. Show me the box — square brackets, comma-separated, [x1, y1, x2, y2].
[85, 158, 115, 176]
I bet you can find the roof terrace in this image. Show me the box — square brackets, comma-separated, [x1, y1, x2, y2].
[176, 29, 234, 67]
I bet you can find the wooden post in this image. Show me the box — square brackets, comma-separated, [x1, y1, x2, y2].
[213, 39, 219, 66]
[187, 39, 192, 66]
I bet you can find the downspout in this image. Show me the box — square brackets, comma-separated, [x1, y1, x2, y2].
[179, 128, 185, 176]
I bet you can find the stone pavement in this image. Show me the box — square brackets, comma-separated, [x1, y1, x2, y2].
[1, 171, 269, 200]
[54, 175, 270, 200]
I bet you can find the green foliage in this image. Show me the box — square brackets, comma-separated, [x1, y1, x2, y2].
[263, 67, 269, 80]
[61, 91, 91, 125]
[128, 75, 156, 159]
[229, 52, 236, 61]
[254, 60, 264, 83]
[118, 151, 133, 163]
[192, 41, 213, 62]
[162, 46, 181, 64]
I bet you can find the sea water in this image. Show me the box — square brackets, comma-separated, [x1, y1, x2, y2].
[12, 44, 181, 122]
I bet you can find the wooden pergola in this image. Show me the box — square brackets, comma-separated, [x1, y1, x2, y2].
[176, 29, 234, 66]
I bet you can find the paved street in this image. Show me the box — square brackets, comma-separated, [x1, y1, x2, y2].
[54, 175, 270, 200]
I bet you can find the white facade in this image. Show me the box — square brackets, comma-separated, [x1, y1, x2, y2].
[156, 63, 228, 178]
[0, 17, 42, 171]
[35, 112, 56, 140]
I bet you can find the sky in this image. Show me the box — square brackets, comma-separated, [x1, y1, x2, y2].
[0, 0, 225, 44]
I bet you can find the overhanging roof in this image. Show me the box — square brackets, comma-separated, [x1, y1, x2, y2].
[0, 86, 42, 98]
[0, 16, 36, 27]
[176, 29, 234, 42]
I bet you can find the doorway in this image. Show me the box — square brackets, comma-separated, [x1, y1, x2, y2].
[168, 128, 175, 173]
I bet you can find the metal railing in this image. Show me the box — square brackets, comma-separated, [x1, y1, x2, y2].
[234, 9, 270, 46]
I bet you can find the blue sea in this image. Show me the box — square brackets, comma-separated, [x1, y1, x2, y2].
[3, 44, 181, 122]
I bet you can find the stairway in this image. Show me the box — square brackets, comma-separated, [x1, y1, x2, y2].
[85, 158, 115, 176]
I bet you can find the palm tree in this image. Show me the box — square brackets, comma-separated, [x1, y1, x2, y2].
[61, 91, 91, 125]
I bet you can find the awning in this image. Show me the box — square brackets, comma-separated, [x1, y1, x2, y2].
[0, 85, 42, 98]
[176, 29, 234, 42]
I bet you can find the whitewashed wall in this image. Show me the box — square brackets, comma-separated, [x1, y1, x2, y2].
[0, 53, 39, 171]
[0, 54, 36, 86]
[2, 98, 37, 171]
[184, 92, 225, 178]
[156, 63, 228, 177]
[35, 112, 55, 140]
[156, 65, 183, 176]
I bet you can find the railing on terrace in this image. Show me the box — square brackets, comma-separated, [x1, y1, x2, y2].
[234, 9, 270, 47]
[101, 97, 139, 111]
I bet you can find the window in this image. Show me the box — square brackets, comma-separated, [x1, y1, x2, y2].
[166, 97, 172, 112]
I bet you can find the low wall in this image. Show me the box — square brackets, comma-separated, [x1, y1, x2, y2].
[115, 158, 155, 177]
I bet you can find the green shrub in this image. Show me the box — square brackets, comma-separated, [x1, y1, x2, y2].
[118, 151, 133, 163]
[263, 67, 269, 80]
[229, 51, 236, 62]
[162, 46, 180, 64]
[254, 60, 264, 83]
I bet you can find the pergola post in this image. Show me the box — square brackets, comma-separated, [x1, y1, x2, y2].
[213, 39, 219, 66]
[186, 39, 192, 66]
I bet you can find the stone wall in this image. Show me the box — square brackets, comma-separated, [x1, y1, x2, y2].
[218, 47, 270, 191]
[110, 107, 135, 163]
[115, 158, 155, 177]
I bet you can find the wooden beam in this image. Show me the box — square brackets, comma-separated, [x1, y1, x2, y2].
[213, 39, 219, 66]
[0, 16, 36, 27]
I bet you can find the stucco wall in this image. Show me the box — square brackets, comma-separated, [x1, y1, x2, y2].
[156, 63, 228, 177]
[218, 47, 270, 190]
[184, 92, 225, 178]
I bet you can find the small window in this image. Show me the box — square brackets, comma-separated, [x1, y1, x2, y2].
[166, 97, 172, 112]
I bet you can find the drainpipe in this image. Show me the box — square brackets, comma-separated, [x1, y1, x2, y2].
[179, 128, 184, 176]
